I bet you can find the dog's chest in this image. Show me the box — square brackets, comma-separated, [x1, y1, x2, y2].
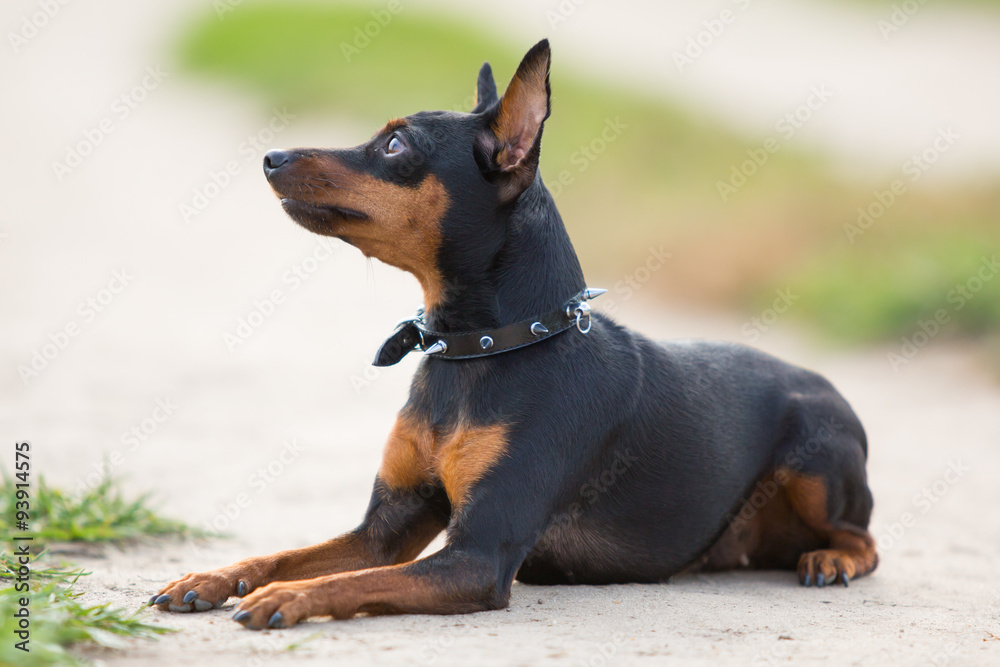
[378, 412, 510, 508]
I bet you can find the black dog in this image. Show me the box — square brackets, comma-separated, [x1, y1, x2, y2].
[151, 40, 876, 629]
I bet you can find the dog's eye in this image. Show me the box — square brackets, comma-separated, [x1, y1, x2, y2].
[386, 135, 405, 155]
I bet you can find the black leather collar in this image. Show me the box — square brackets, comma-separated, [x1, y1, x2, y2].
[373, 288, 606, 367]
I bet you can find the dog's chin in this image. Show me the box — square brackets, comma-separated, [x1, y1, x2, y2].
[279, 198, 369, 236]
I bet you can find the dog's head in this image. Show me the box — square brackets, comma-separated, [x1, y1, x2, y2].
[263, 40, 552, 310]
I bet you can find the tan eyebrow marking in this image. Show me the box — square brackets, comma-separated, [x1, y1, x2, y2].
[375, 118, 408, 138]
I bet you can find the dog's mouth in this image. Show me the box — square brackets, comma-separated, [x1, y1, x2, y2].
[279, 197, 369, 236]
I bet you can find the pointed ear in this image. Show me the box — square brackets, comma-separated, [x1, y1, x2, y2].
[475, 39, 551, 201]
[471, 62, 498, 113]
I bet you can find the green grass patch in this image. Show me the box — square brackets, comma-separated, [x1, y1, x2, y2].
[1, 470, 195, 543]
[174, 3, 820, 199]
[173, 3, 1000, 350]
[0, 552, 171, 666]
[769, 228, 1000, 343]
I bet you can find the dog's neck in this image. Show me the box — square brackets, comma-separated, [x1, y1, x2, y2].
[425, 178, 586, 333]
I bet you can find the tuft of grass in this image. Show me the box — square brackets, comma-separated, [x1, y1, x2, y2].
[0, 469, 196, 543]
[0, 552, 172, 666]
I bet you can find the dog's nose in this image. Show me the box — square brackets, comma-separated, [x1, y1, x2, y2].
[263, 149, 292, 176]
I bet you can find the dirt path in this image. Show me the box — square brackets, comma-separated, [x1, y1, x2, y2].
[2, 0, 999, 664]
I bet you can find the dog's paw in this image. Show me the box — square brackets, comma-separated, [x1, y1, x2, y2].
[150, 569, 252, 613]
[797, 550, 855, 588]
[232, 580, 319, 630]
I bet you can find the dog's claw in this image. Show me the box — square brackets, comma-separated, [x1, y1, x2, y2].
[148, 595, 159, 606]
[802, 574, 811, 587]
[154, 594, 171, 605]
[237, 581, 248, 597]
[233, 610, 252, 625]
[268, 612, 285, 629]
[183, 591, 198, 604]
[816, 573, 825, 588]
[840, 572, 850, 587]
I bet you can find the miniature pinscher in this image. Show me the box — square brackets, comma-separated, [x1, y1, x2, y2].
[151, 40, 876, 629]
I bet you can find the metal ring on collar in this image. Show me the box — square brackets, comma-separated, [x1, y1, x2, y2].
[573, 302, 592, 334]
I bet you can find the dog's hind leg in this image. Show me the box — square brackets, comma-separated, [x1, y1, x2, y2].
[766, 398, 878, 587]
[782, 459, 879, 587]
[696, 438, 877, 588]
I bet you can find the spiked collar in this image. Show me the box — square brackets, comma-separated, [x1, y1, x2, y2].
[373, 288, 606, 367]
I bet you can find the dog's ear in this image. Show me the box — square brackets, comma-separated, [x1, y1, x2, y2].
[475, 39, 551, 202]
[472, 62, 498, 113]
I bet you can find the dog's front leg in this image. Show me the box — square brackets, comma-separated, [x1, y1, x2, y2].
[151, 480, 448, 612]
[231, 437, 559, 628]
[230, 547, 505, 629]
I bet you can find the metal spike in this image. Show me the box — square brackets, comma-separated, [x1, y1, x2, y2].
[582, 288, 607, 300]
[530, 322, 549, 336]
[424, 340, 448, 356]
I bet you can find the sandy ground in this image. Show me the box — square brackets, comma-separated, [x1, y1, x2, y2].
[2, 0, 1000, 665]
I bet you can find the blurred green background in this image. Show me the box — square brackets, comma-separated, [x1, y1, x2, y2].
[175, 3, 1000, 358]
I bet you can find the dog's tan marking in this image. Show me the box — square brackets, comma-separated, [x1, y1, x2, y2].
[379, 412, 510, 508]
[695, 468, 877, 582]
[782, 470, 879, 581]
[493, 54, 548, 171]
[379, 412, 434, 490]
[435, 423, 509, 507]
[276, 152, 449, 309]
[236, 556, 497, 627]
[152, 525, 443, 609]
[377, 117, 408, 136]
